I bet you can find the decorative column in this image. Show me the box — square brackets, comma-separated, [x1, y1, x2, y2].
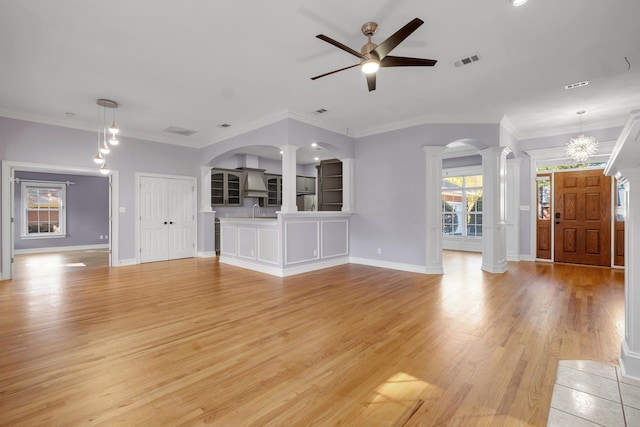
[620, 169, 640, 379]
[479, 146, 510, 273]
[341, 158, 355, 212]
[280, 145, 298, 213]
[423, 146, 446, 274]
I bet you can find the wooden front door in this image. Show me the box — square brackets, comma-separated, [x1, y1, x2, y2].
[554, 170, 611, 266]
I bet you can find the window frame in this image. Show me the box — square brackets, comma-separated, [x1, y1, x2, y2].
[21, 181, 67, 239]
[442, 167, 483, 238]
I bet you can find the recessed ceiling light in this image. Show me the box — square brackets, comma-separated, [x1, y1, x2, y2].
[314, 157, 320, 161]
[311, 142, 318, 147]
[279, 150, 284, 155]
[509, 0, 529, 6]
[65, 112, 75, 117]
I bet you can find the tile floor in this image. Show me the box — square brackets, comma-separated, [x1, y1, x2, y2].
[547, 360, 640, 426]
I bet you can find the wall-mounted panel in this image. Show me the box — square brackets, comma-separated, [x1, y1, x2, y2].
[258, 229, 280, 265]
[238, 227, 256, 259]
[285, 221, 319, 265]
[221, 226, 237, 256]
[321, 220, 348, 258]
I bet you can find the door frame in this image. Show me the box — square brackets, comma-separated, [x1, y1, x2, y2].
[135, 172, 197, 264]
[1, 160, 119, 280]
[525, 141, 616, 264]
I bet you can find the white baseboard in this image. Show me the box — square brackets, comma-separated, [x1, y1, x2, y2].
[349, 257, 426, 274]
[198, 251, 217, 258]
[519, 254, 534, 261]
[14, 244, 109, 255]
[118, 258, 137, 266]
[220, 256, 350, 277]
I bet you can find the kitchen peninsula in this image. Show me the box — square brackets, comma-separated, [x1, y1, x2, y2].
[218, 211, 351, 277]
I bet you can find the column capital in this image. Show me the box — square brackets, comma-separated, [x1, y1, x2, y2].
[279, 145, 299, 152]
[616, 168, 640, 184]
[479, 145, 511, 158]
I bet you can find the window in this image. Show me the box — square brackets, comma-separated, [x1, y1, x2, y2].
[442, 174, 483, 237]
[21, 182, 66, 238]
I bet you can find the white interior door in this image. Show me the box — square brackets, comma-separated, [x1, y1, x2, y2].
[140, 175, 196, 263]
[140, 176, 168, 263]
[167, 178, 195, 260]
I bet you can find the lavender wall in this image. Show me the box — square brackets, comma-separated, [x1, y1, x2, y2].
[0, 117, 200, 268]
[14, 171, 109, 250]
[351, 123, 500, 267]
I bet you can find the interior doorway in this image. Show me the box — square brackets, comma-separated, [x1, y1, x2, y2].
[1, 161, 119, 280]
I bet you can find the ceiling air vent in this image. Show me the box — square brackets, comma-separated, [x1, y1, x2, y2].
[314, 108, 328, 114]
[218, 123, 231, 128]
[454, 54, 480, 67]
[565, 80, 589, 90]
[163, 126, 197, 136]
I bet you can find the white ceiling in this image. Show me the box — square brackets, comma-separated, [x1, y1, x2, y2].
[1, 0, 639, 149]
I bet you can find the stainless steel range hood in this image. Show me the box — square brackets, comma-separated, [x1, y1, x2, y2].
[238, 168, 268, 198]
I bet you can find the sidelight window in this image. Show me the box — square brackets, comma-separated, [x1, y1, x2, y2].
[442, 175, 483, 237]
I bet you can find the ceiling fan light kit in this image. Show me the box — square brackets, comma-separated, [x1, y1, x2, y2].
[312, 18, 437, 91]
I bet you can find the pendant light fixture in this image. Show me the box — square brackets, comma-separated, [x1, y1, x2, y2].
[94, 99, 122, 173]
[566, 110, 598, 163]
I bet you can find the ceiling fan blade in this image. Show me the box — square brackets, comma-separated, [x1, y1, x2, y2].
[366, 73, 376, 92]
[316, 34, 366, 59]
[371, 18, 424, 60]
[311, 63, 360, 80]
[380, 55, 437, 67]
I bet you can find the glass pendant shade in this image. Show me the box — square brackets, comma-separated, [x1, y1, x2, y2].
[109, 134, 119, 146]
[93, 151, 104, 164]
[99, 163, 110, 174]
[108, 120, 119, 135]
[100, 139, 111, 154]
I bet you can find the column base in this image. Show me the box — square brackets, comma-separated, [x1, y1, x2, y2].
[620, 340, 640, 382]
[481, 260, 507, 273]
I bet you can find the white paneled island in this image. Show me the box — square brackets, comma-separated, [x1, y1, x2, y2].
[218, 212, 351, 277]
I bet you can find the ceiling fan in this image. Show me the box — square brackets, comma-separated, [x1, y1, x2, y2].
[311, 18, 437, 92]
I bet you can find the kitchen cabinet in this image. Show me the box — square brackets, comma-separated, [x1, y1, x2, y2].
[261, 174, 282, 207]
[318, 159, 343, 211]
[296, 176, 316, 195]
[211, 169, 244, 207]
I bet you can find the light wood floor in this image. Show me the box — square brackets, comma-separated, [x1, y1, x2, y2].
[0, 252, 624, 426]
[12, 249, 110, 279]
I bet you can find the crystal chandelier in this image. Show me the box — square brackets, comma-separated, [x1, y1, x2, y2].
[566, 110, 598, 163]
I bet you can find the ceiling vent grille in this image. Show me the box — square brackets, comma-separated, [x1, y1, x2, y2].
[218, 123, 231, 128]
[564, 80, 589, 90]
[163, 126, 197, 136]
[314, 108, 328, 114]
[454, 54, 480, 67]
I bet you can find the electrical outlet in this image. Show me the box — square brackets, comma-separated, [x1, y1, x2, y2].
[99, 235, 103, 240]
[250, 249, 254, 257]
[377, 248, 382, 255]
[313, 249, 318, 256]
